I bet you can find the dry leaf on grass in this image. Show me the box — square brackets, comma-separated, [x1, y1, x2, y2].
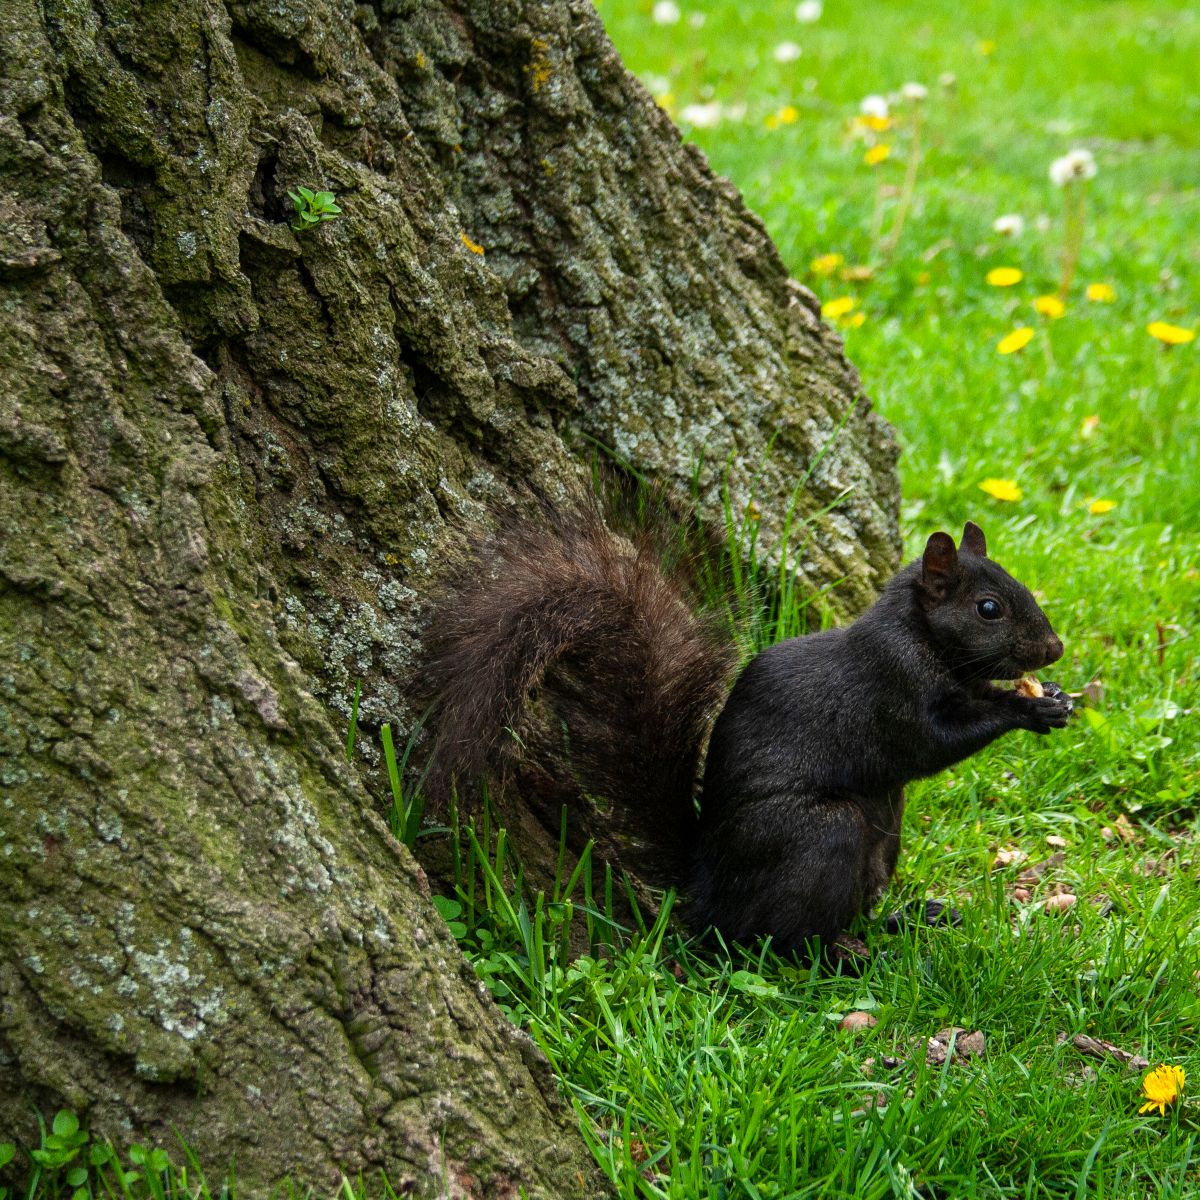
[1017, 853, 1065, 886]
[840, 1011, 878, 1033]
[924, 1027, 986, 1066]
[1114, 814, 1139, 844]
[1060, 1032, 1150, 1072]
[833, 933, 871, 963]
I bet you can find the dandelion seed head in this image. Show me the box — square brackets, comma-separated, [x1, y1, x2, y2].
[774, 41, 802, 63]
[992, 214, 1025, 238]
[679, 101, 723, 128]
[652, 1, 681, 26]
[1049, 148, 1097, 187]
[860, 94, 889, 119]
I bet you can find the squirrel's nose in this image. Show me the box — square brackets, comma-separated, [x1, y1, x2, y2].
[1043, 634, 1064, 666]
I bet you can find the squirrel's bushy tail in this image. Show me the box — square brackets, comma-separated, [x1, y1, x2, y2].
[422, 502, 735, 882]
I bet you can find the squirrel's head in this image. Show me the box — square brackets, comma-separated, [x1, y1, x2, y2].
[917, 521, 1063, 681]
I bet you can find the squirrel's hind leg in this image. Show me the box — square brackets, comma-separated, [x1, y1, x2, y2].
[691, 796, 873, 959]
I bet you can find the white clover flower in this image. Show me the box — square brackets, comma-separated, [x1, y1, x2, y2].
[1049, 148, 1097, 186]
[679, 101, 723, 128]
[795, 0, 823, 22]
[992, 214, 1025, 238]
[860, 94, 889, 119]
[774, 41, 802, 63]
[652, 1, 681, 26]
[938, 72, 957, 89]
[901, 81, 928, 102]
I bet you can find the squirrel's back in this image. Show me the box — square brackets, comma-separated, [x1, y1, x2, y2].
[422, 501, 735, 882]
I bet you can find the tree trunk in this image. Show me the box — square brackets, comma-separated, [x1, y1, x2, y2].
[0, 0, 899, 1194]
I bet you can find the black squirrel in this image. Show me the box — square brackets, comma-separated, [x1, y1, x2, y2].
[424, 506, 1071, 955]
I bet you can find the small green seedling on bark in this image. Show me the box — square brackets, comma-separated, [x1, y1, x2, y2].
[288, 185, 341, 231]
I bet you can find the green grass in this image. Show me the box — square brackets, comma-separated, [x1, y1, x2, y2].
[450, 1, 1200, 1197]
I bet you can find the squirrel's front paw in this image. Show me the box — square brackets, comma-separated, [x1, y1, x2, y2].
[1016, 691, 1072, 734]
[1040, 681, 1075, 717]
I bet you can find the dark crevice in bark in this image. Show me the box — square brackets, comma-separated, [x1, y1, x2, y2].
[249, 148, 286, 224]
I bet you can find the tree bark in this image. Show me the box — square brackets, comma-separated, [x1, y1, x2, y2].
[0, 0, 899, 1194]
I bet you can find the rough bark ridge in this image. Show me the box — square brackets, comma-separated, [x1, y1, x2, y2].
[0, 0, 898, 1193]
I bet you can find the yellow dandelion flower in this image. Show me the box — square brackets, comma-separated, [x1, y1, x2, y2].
[821, 296, 856, 319]
[997, 327, 1034, 355]
[846, 311, 867, 328]
[1139, 1064, 1185, 1117]
[978, 478, 1023, 502]
[1034, 295, 1065, 319]
[986, 267, 1023, 287]
[460, 231, 485, 255]
[778, 105, 799, 125]
[1080, 415, 1100, 439]
[1088, 498, 1117, 515]
[864, 144, 891, 167]
[1086, 282, 1115, 303]
[1147, 321, 1196, 346]
[977, 39, 996, 55]
[851, 105, 892, 136]
[810, 253, 844, 276]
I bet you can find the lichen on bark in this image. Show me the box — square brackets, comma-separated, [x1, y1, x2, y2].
[0, 0, 898, 1193]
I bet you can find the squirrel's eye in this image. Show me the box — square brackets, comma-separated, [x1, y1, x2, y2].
[977, 599, 1002, 620]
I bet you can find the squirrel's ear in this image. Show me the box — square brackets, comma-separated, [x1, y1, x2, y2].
[960, 521, 987, 558]
[921, 532, 959, 595]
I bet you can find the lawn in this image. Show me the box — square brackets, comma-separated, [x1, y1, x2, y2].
[463, 1, 1200, 1196]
